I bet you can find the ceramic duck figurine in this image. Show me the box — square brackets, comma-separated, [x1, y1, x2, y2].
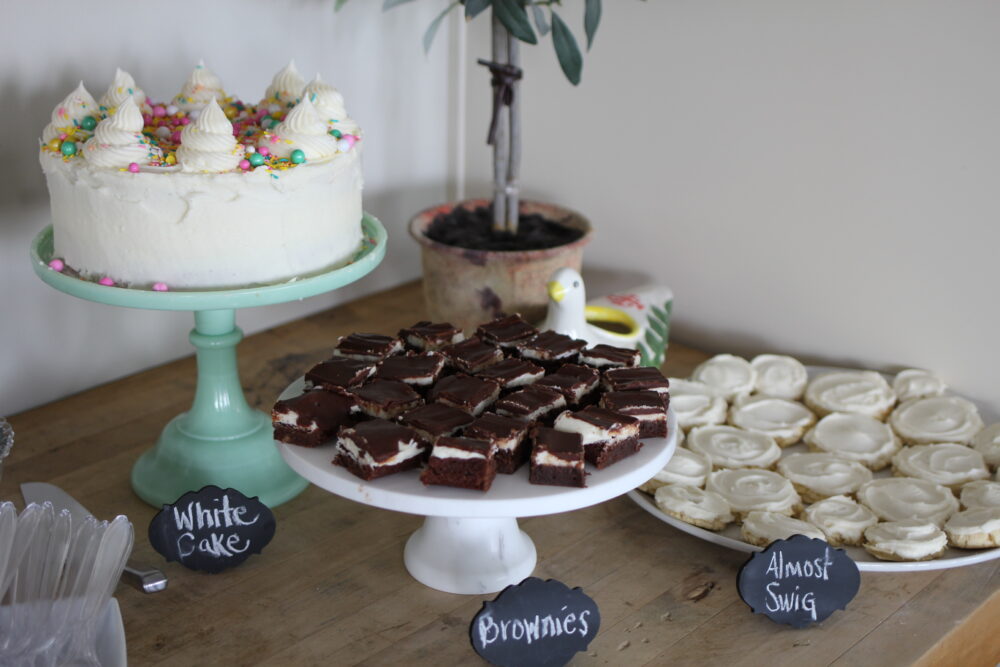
[541, 267, 674, 367]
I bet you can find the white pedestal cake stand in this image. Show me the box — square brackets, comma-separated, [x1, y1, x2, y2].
[277, 379, 678, 594]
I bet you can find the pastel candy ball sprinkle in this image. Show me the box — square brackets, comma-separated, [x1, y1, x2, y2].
[127, 163, 140, 173]
[155, 126, 171, 138]
[258, 146, 270, 157]
[60, 141, 77, 156]
[330, 129, 343, 139]
[170, 131, 182, 143]
[249, 152, 265, 167]
[153, 105, 167, 117]
[166, 104, 179, 115]
[180, 117, 191, 125]
[337, 138, 353, 152]
[98, 277, 115, 286]
[48, 259, 65, 272]
[239, 158, 251, 171]
[152, 282, 168, 292]
[46, 138, 61, 151]
[81, 115, 97, 131]
[189, 109, 201, 120]
[290, 149, 306, 164]
[245, 145, 256, 154]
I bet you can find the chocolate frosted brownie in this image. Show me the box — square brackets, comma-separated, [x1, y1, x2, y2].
[464, 412, 531, 474]
[494, 384, 567, 423]
[529, 427, 585, 487]
[602, 367, 670, 397]
[400, 402, 474, 441]
[430, 373, 501, 416]
[600, 390, 668, 438]
[515, 331, 586, 367]
[476, 314, 539, 348]
[399, 321, 465, 351]
[351, 379, 424, 419]
[334, 419, 427, 480]
[579, 344, 641, 369]
[305, 357, 375, 394]
[440, 337, 505, 373]
[332, 333, 404, 361]
[272, 389, 358, 447]
[475, 358, 545, 391]
[420, 436, 497, 491]
[535, 364, 600, 405]
[375, 352, 446, 388]
[554, 406, 642, 469]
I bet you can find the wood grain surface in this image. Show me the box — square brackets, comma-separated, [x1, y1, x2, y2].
[3, 281, 998, 666]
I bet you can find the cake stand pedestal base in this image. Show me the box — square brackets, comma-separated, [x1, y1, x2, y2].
[403, 517, 537, 595]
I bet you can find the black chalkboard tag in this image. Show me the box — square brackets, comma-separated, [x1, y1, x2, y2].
[469, 577, 600, 667]
[148, 485, 276, 574]
[738, 534, 860, 628]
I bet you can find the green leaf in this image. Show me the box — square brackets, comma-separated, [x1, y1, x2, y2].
[494, 0, 537, 44]
[334, 0, 349, 11]
[584, 0, 601, 49]
[531, 4, 550, 36]
[383, 0, 417, 9]
[424, 1, 460, 53]
[550, 11, 582, 84]
[465, 0, 492, 19]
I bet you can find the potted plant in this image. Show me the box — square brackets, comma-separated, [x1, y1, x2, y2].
[342, 0, 609, 332]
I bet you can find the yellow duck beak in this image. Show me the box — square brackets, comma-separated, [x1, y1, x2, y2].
[547, 281, 568, 303]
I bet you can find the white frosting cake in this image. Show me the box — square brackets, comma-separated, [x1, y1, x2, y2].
[39, 61, 363, 289]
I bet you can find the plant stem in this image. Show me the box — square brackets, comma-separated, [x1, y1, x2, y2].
[506, 31, 521, 235]
[491, 11, 510, 234]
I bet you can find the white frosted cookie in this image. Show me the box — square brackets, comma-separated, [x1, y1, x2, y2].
[892, 369, 946, 403]
[804, 371, 896, 420]
[803, 495, 878, 547]
[750, 354, 808, 400]
[690, 354, 755, 401]
[889, 396, 983, 445]
[863, 520, 948, 561]
[687, 425, 781, 470]
[740, 510, 824, 547]
[638, 447, 711, 493]
[705, 469, 801, 519]
[857, 478, 958, 526]
[944, 508, 1000, 549]
[960, 480, 1000, 510]
[777, 453, 873, 503]
[669, 379, 728, 431]
[728, 396, 815, 447]
[654, 484, 734, 531]
[891, 443, 989, 491]
[804, 412, 901, 471]
[972, 423, 1000, 469]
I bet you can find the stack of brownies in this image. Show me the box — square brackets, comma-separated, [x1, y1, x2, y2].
[272, 315, 670, 492]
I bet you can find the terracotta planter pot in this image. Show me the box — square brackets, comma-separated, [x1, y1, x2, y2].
[409, 199, 593, 333]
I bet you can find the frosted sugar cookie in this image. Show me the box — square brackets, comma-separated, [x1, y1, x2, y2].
[740, 511, 824, 547]
[669, 379, 727, 431]
[687, 425, 781, 470]
[863, 520, 948, 561]
[803, 495, 878, 547]
[777, 453, 873, 503]
[972, 423, 1000, 469]
[891, 443, 989, 491]
[728, 396, 815, 447]
[706, 469, 802, 519]
[750, 354, 808, 400]
[889, 396, 983, 445]
[892, 369, 946, 403]
[944, 508, 1000, 548]
[804, 371, 895, 420]
[690, 354, 755, 401]
[638, 447, 710, 494]
[804, 412, 901, 471]
[857, 478, 958, 526]
[959, 480, 1000, 510]
[654, 484, 734, 531]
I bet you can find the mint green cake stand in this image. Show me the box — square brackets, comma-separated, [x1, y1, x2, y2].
[30, 214, 387, 508]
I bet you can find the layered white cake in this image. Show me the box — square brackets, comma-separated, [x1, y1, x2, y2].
[39, 61, 363, 289]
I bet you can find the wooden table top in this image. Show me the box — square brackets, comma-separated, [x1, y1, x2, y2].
[3, 280, 999, 666]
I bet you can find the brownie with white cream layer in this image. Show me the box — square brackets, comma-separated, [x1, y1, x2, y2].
[272, 389, 358, 447]
[400, 402, 474, 442]
[529, 427, 586, 487]
[334, 419, 427, 480]
[304, 357, 375, 394]
[440, 337, 505, 374]
[419, 436, 497, 491]
[494, 384, 567, 423]
[351, 379, 424, 419]
[599, 390, 668, 438]
[375, 352, 446, 388]
[398, 321, 465, 351]
[430, 373, 501, 416]
[554, 406, 642, 469]
[475, 314, 538, 348]
[579, 344, 641, 369]
[475, 358, 545, 391]
[332, 333, 404, 361]
[464, 412, 531, 474]
[535, 364, 600, 405]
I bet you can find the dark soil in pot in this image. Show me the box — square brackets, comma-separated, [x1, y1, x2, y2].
[425, 204, 585, 252]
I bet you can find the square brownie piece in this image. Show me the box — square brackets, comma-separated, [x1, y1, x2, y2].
[375, 352, 446, 388]
[476, 314, 539, 348]
[305, 357, 375, 394]
[529, 427, 585, 487]
[494, 384, 567, 423]
[553, 406, 642, 469]
[332, 333, 404, 361]
[440, 337, 504, 373]
[351, 379, 424, 419]
[602, 367, 670, 398]
[600, 390, 668, 438]
[334, 419, 427, 480]
[430, 373, 501, 416]
[535, 363, 600, 405]
[464, 412, 531, 474]
[420, 436, 497, 491]
[399, 321, 465, 351]
[475, 358, 545, 391]
[400, 403, 474, 442]
[272, 389, 358, 447]
[515, 331, 586, 367]
[579, 344, 641, 369]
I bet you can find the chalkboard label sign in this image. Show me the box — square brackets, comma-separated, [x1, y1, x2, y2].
[148, 486, 276, 574]
[738, 534, 860, 628]
[470, 577, 600, 667]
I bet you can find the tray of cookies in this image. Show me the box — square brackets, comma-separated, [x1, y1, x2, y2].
[629, 356, 1000, 572]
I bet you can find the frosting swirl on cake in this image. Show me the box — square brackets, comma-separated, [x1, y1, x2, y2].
[691, 354, 755, 401]
[173, 61, 227, 112]
[864, 520, 947, 561]
[99, 67, 147, 111]
[304, 73, 360, 135]
[777, 453, 873, 499]
[264, 60, 306, 107]
[960, 481, 1000, 510]
[805, 371, 896, 419]
[972, 423, 1000, 468]
[42, 82, 99, 143]
[740, 511, 824, 545]
[645, 447, 711, 488]
[889, 396, 984, 445]
[892, 369, 946, 403]
[804, 412, 900, 470]
[857, 477, 958, 526]
[728, 396, 815, 445]
[83, 97, 162, 168]
[750, 354, 808, 400]
[669, 379, 727, 431]
[705, 469, 801, 516]
[891, 443, 989, 489]
[687, 425, 781, 469]
[803, 495, 878, 546]
[176, 99, 243, 172]
[265, 96, 341, 160]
